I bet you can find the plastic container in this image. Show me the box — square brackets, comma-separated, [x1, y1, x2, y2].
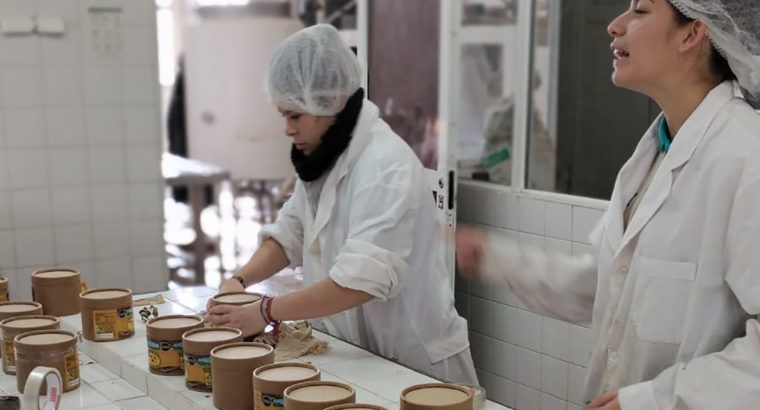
[0, 315, 59, 375]
[284, 381, 356, 410]
[31, 268, 82, 316]
[0, 302, 43, 322]
[400, 383, 473, 410]
[182, 327, 243, 392]
[461, 385, 486, 410]
[252, 362, 321, 410]
[210, 342, 275, 410]
[14, 330, 79, 393]
[325, 405, 388, 410]
[79, 288, 134, 342]
[146, 315, 204, 375]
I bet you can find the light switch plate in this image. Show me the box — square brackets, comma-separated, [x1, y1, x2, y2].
[36, 16, 66, 34]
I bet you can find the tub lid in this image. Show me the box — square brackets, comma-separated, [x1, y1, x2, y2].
[34, 270, 78, 278]
[213, 293, 260, 304]
[0, 303, 39, 313]
[18, 332, 75, 345]
[288, 384, 353, 402]
[4, 317, 57, 328]
[149, 317, 202, 329]
[184, 329, 239, 342]
[214, 345, 270, 359]
[404, 386, 470, 406]
[81, 289, 130, 299]
[257, 365, 319, 381]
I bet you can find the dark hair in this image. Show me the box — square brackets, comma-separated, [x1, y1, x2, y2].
[671, 5, 736, 81]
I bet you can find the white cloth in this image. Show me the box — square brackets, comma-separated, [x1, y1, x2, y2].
[261, 100, 474, 384]
[481, 81, 760, 408]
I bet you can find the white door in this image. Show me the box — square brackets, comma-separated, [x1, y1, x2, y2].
[361, 0, 459, 283]
[185, 17, 301, 180]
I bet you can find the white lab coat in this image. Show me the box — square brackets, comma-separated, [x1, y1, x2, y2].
[261, 100, 475, 384]
[481, 81, 760, 408]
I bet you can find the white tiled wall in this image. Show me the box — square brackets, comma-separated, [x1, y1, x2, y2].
[0, 0, 165, 296]
[456, 181, 606, 410]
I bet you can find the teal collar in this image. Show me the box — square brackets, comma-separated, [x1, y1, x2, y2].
[657, 116, 672, 153]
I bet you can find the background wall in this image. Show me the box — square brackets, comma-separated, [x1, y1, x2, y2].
[0, 0, 166, 297]
[456, 181, 606, 410]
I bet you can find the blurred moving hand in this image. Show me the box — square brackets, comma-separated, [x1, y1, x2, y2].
[456, 225, 486, 278]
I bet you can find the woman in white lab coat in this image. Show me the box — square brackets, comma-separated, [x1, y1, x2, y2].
[458, 1, 760, 409]
[205, 24, 477, 385]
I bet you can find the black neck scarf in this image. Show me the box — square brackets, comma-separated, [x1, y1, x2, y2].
[291, 88, 364, 182]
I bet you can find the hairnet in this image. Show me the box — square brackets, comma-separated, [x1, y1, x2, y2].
[267, 24, 362, 116]
[670, 0, 760, 108]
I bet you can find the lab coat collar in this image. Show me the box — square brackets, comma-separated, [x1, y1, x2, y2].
[306, 100, 379, 248]
[611, 81, 735, 256]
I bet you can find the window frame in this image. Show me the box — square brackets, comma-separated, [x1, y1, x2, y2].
[457, 0, 608, 210]
[357, 0, 610, 211]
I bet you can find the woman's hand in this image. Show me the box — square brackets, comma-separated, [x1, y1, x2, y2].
[587, 391, 620, 410]
[203, 300, 267, 337]
[455, 225, 486, 277]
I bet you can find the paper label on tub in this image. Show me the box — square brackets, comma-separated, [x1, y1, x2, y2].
[147, 339, 184, 371]
[3, 340, 15, 371]
[254, 390, 284, 408]
[93, 307, 135, 340]
[184, 354, 212, 389]
[64, 351, 79, 388]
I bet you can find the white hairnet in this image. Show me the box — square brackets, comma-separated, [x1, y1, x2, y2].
[267, 24, 362, 116]
[670, 0, 760, 108]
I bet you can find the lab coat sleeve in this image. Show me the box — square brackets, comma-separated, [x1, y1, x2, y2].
[259, 188, 305, 268]
[619, 158, 760, 409]
[328, 179, 413, 301]
[479, 229, 598, 324]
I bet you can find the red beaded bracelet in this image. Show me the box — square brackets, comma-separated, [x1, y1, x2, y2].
[259, 295, 280, 336]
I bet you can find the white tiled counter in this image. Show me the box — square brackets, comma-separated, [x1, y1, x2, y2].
[2, 287, 512, 410]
